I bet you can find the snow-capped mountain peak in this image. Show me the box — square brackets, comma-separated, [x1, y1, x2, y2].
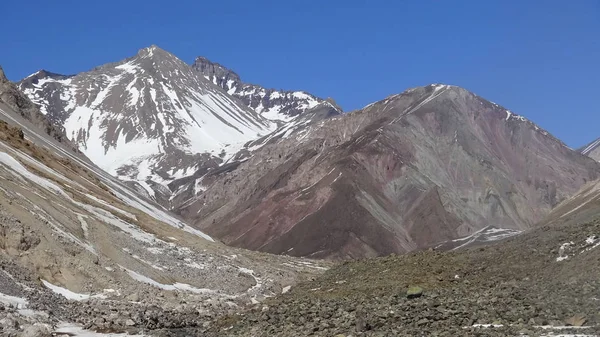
[19, 45, 276, 192]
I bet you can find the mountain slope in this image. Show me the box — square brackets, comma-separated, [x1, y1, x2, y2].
[178, 84, 600, 259]
[0, 66, 69, 144]
[580, 137, 600, 161]
[192, 56, 343, 121]
[0, 94, 328, 335]
[18, 45, 276, 195]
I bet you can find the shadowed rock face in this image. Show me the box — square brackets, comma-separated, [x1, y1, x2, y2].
[178, 84, 600, 259]
[192, 56, 343, 121]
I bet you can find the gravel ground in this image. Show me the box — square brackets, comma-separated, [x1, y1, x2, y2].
[197, 217, 600, 337]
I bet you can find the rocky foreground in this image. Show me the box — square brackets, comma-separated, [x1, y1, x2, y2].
[192, 216, 600, 337]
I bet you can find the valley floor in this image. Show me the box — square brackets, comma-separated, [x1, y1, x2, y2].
[197, 218, 600, 337]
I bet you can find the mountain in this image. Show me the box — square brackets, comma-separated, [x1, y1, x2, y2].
[192, 56, 343, 121]
[579, 137, 600, 161]
[178, 84, 600, 259]
[0, 83, 328, 335]
[0, 66, 69, 144]
[17, 45, 277, 201]
[18, 46, 343, 207]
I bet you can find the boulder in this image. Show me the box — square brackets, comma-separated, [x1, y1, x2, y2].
[406, 286, 423, 299]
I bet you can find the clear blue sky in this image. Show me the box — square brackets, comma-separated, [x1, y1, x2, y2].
[0, 1, 598, 148]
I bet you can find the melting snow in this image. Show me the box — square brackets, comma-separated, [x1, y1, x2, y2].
[467, 323, 597, 337]
[0, 292, 28, 309]
[85, 193, 136, 219]
[54, 323, 146, 336]
[41, 280, 91, 301]
[292, 91, 312, 100]
[0, 152, 68, 197]
[77, 214, 90, 239]
[505, 110, 527, 122]
[584, 235, 600, 248]
[137, 180, 156, 198]
[1, 290, 140, 336]
[77, 202, 156, 243]
[556, 236, 600, 262]
[123, 268, 214, 294]
[450, 226, 522, 250]
[194, 178, 207, 195]
[0, 147, 211, 248]
[115, 61, 140, 73]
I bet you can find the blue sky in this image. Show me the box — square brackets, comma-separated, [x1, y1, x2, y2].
[0, 1, 598, 147]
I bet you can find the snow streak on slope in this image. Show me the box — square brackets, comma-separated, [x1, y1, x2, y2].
[579, 137, 600, 162]
[191, 56, 338, 122]
[581, 138, 600, 156]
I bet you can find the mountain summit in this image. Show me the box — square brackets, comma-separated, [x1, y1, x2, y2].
[18, 45, 276, 198]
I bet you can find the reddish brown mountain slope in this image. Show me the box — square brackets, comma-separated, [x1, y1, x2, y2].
[178, 84, 600, 259]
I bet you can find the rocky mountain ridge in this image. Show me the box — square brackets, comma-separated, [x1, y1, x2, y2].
[0, 66, 69, 144]
[199, 148, 600, 335]
[192, 56, 342, 122]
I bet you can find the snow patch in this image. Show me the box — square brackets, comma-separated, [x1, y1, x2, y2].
[0, 152, 68, 197]
[450, 226, 521, 250]
[123, 268, 214, 294]
[581, 138, 600, 156]
[556, 236, 600, 262]
[85, 194, 136, 220]
[0, 292, 28, 309]
[41, 280, 91, 301]
[54, 323, 146, 336]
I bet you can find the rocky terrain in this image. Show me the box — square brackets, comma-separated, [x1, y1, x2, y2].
[2, 88, 597, 336]
[196, 182, 600, 336]
[207, 232, 600, 336]
[0, 90, 329, 336]
[179, 84, 600, 259]
[192, 56, 342, 122]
